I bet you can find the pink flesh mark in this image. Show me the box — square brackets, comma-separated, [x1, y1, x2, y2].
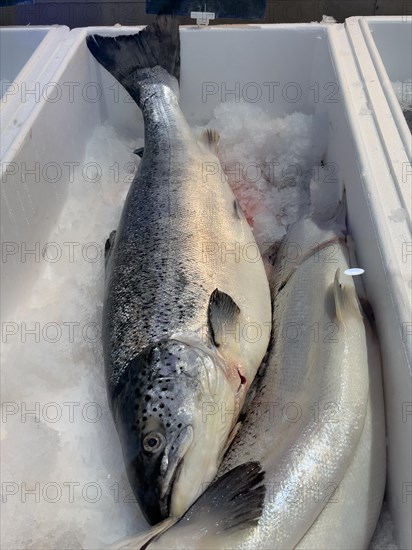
[225, 171, 265, 229]
[224, 361, 248, 396]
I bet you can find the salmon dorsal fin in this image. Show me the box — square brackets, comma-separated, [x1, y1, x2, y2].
[199, 128, 220, 155]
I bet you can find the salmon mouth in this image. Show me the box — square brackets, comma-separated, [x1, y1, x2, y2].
[160, 457, 184, 519]
[159, 425, 194, 519]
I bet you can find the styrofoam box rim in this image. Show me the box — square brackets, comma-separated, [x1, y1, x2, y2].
[1, 25, 72, 162]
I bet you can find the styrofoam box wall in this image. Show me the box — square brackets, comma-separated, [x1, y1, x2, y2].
[1, 22, 411, 549]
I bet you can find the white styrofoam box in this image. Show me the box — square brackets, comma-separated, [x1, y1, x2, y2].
[1, 22, 411, 548]
[359, 16, 411, 149]
[0, 25, 70, 161]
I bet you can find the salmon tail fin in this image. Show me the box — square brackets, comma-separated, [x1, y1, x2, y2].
[86, 16, 180, 105]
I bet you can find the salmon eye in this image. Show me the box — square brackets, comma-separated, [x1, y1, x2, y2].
[143, 432, 165, 453]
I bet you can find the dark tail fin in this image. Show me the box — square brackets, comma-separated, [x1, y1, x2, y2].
[86, 16, 180, 104]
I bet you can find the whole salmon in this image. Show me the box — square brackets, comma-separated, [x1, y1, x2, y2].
[86, 17, 271, 525]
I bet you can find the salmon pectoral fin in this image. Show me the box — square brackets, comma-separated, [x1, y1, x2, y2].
[166, 461, 265, 545]
[208, 288, 241, 351]
[208, 289, 250, 396]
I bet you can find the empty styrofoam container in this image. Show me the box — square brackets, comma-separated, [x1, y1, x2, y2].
[363, 16, 412, 137]
[0, 25, 70, 161]
[345, 16, 412, 200]
[1, 22, 411, 549]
